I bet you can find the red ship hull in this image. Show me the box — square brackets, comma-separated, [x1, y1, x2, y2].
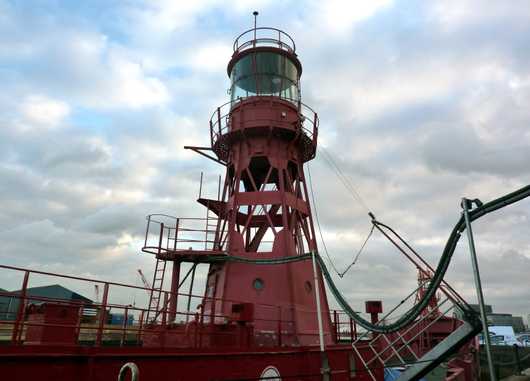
[0, 344, 379, 381]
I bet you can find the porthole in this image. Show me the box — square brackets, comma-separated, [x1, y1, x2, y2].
[260, 366, 281, 380]
[253, 278, 264, 290]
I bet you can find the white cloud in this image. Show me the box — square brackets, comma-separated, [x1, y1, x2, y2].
[352, 67, 455, 121]
[127, 0, 218, 34]
[103, 53, 170, 108]
[1, 11, 171, 111]
[50, 33, 171, 109]
[430, 1, 530, 31]
[17, 95, 70, 130]
[317, 0, 393, 34]
[188, 42, 233, 73]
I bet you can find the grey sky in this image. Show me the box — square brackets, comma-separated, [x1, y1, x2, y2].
[0, 0, 529, 322]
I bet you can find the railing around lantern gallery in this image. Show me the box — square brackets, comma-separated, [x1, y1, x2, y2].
[209, 98, 318, 156]
[233, 27, 296, 54]
[0, 263, 359, 349]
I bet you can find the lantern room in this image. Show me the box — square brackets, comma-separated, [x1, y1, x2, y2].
[227, 27, 303, 104]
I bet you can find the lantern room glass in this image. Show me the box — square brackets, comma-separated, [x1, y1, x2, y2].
[230, 51, 300, 104]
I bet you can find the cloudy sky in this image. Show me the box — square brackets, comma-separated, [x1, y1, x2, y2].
[1, 0, 529, 323]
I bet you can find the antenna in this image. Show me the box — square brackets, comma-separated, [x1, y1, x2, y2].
[253, 11, 258, 42]
[199, 171, 204, 198]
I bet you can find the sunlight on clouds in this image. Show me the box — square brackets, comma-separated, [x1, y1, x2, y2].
[430, 0, 530, 31]
[318, 0, 393, 33]
[189, 42, 233, 73]
[17, 95, 70, 129]
[105, 54, 170, 108]
[413, 237, 446, 247]
[16, 30, 171, 110]
[130, 0, 273, 33]
[101, 233, 144, 259]
[349, 66, 455, 121]
[232, 0, 273, 13]
[509, 75, 530, 90]
[431, 1, 474, 29]
[117, 232, 134, 246]
[131, 0, 218, 33]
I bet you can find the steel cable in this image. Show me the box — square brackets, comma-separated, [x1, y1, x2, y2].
[338, 224, 374, 278]
[318, 145, 372, 213]
[307, 162, 375, 277]
[306, 163, 341, 275]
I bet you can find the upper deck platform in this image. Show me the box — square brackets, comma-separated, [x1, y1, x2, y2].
[209, 97, 318, 163]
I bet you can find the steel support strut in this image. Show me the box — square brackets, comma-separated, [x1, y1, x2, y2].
[311, 249, 330, 381]
[311, 250, 325, 352]
[462, 198, 496, 381]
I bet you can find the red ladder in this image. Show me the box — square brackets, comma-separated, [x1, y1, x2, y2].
[146, 258, 167, 322]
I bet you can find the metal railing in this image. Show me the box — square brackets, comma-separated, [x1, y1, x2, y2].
[0, 263, 341, 349]
[143, 214, 220, 256]
[209, 98, 318, 153]
[233, 27, 296, 54]
[332, 310, 358, 342]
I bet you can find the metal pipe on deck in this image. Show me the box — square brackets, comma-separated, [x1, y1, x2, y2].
[311, 250, 325, 352]
[168, 261, 180, 322]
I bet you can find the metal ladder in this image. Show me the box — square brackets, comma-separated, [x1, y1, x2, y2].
[204, 200, 217, 250]
[146, 258, 167, 323]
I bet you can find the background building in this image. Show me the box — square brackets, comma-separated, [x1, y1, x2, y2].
[0, 288, 11, 320]
[0, 284, 92, 320]
[456, 304, 526, 333]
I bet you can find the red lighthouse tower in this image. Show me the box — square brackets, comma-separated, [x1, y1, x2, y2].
[202, 22, 333, 346]
[143, 19, 333, 347]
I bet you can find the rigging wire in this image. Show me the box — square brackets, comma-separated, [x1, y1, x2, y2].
[311, 142, 478, 320]
[338, 223, 374, 278]
[318, 145, 372, 214]
[306, 162, 341, 275]
[315, 143, 470, 307]
[307, 160, 374, 278]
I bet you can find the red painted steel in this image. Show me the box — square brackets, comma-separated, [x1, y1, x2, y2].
[0, 344, 380, 381]
[24, 303, 80, 345]
[11, 270, 29, 344]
